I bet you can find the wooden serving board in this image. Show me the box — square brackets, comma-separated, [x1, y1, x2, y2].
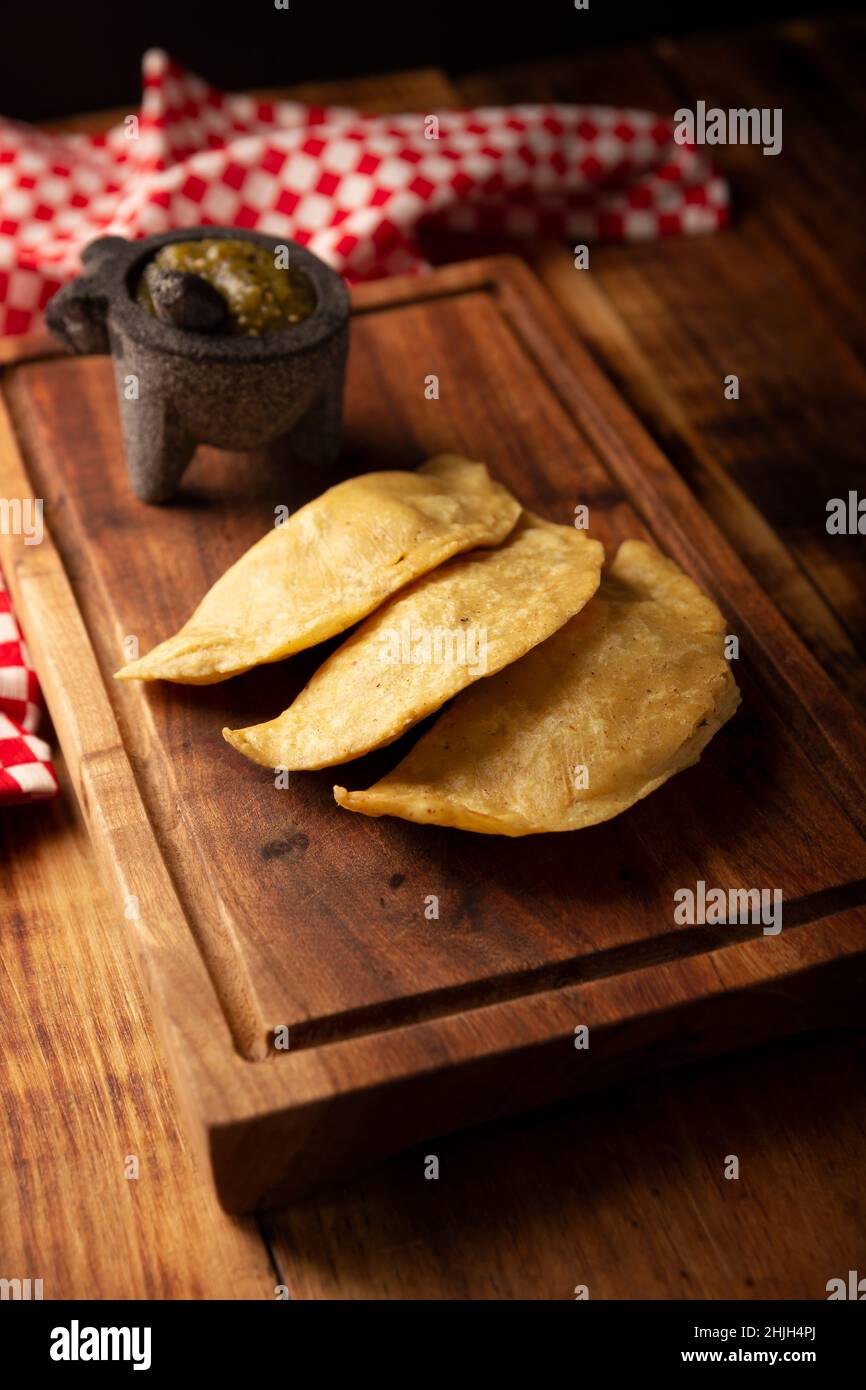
[2, 256, 865, 1213]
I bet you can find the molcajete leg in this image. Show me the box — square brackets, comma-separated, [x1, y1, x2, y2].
[118, 395, 197, 504]
[265, 353, 346, 478]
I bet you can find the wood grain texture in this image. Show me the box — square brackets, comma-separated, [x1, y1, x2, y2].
[268, 1029, 866, 1300]
[0, 765, 273, 1298]
[2, 255, 865, 1212]
[453, 22, 866, 714]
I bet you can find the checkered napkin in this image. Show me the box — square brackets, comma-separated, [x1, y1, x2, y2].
[0, 568, 58, 804]
[0, 48, 730, 334]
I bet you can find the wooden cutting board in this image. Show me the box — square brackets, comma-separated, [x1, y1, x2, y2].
[2, 256, 865, 1213]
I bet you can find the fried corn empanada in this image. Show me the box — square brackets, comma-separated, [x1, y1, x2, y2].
[116, 455, 521, 684]
[334, 540, 740, 835]
[223, 513, 604, 768]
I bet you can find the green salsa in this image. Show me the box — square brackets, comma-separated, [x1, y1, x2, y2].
[137, 239, 316, 335]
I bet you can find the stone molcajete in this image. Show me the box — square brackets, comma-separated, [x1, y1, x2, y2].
[45, 227, 350, 504]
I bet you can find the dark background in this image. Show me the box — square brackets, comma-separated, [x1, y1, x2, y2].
[2, 0, 848, 121]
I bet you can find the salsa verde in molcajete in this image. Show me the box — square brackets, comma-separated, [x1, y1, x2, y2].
[137, 238, 317, 336]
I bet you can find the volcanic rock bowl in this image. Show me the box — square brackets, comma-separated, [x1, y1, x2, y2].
[45, 227, 350, 504]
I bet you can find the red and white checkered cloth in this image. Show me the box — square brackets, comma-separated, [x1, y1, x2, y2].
[0, 569, 58, 804]
[0, 48, 730, 335]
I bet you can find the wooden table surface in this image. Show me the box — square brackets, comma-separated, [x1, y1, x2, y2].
[2, 19, 864, 1299]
